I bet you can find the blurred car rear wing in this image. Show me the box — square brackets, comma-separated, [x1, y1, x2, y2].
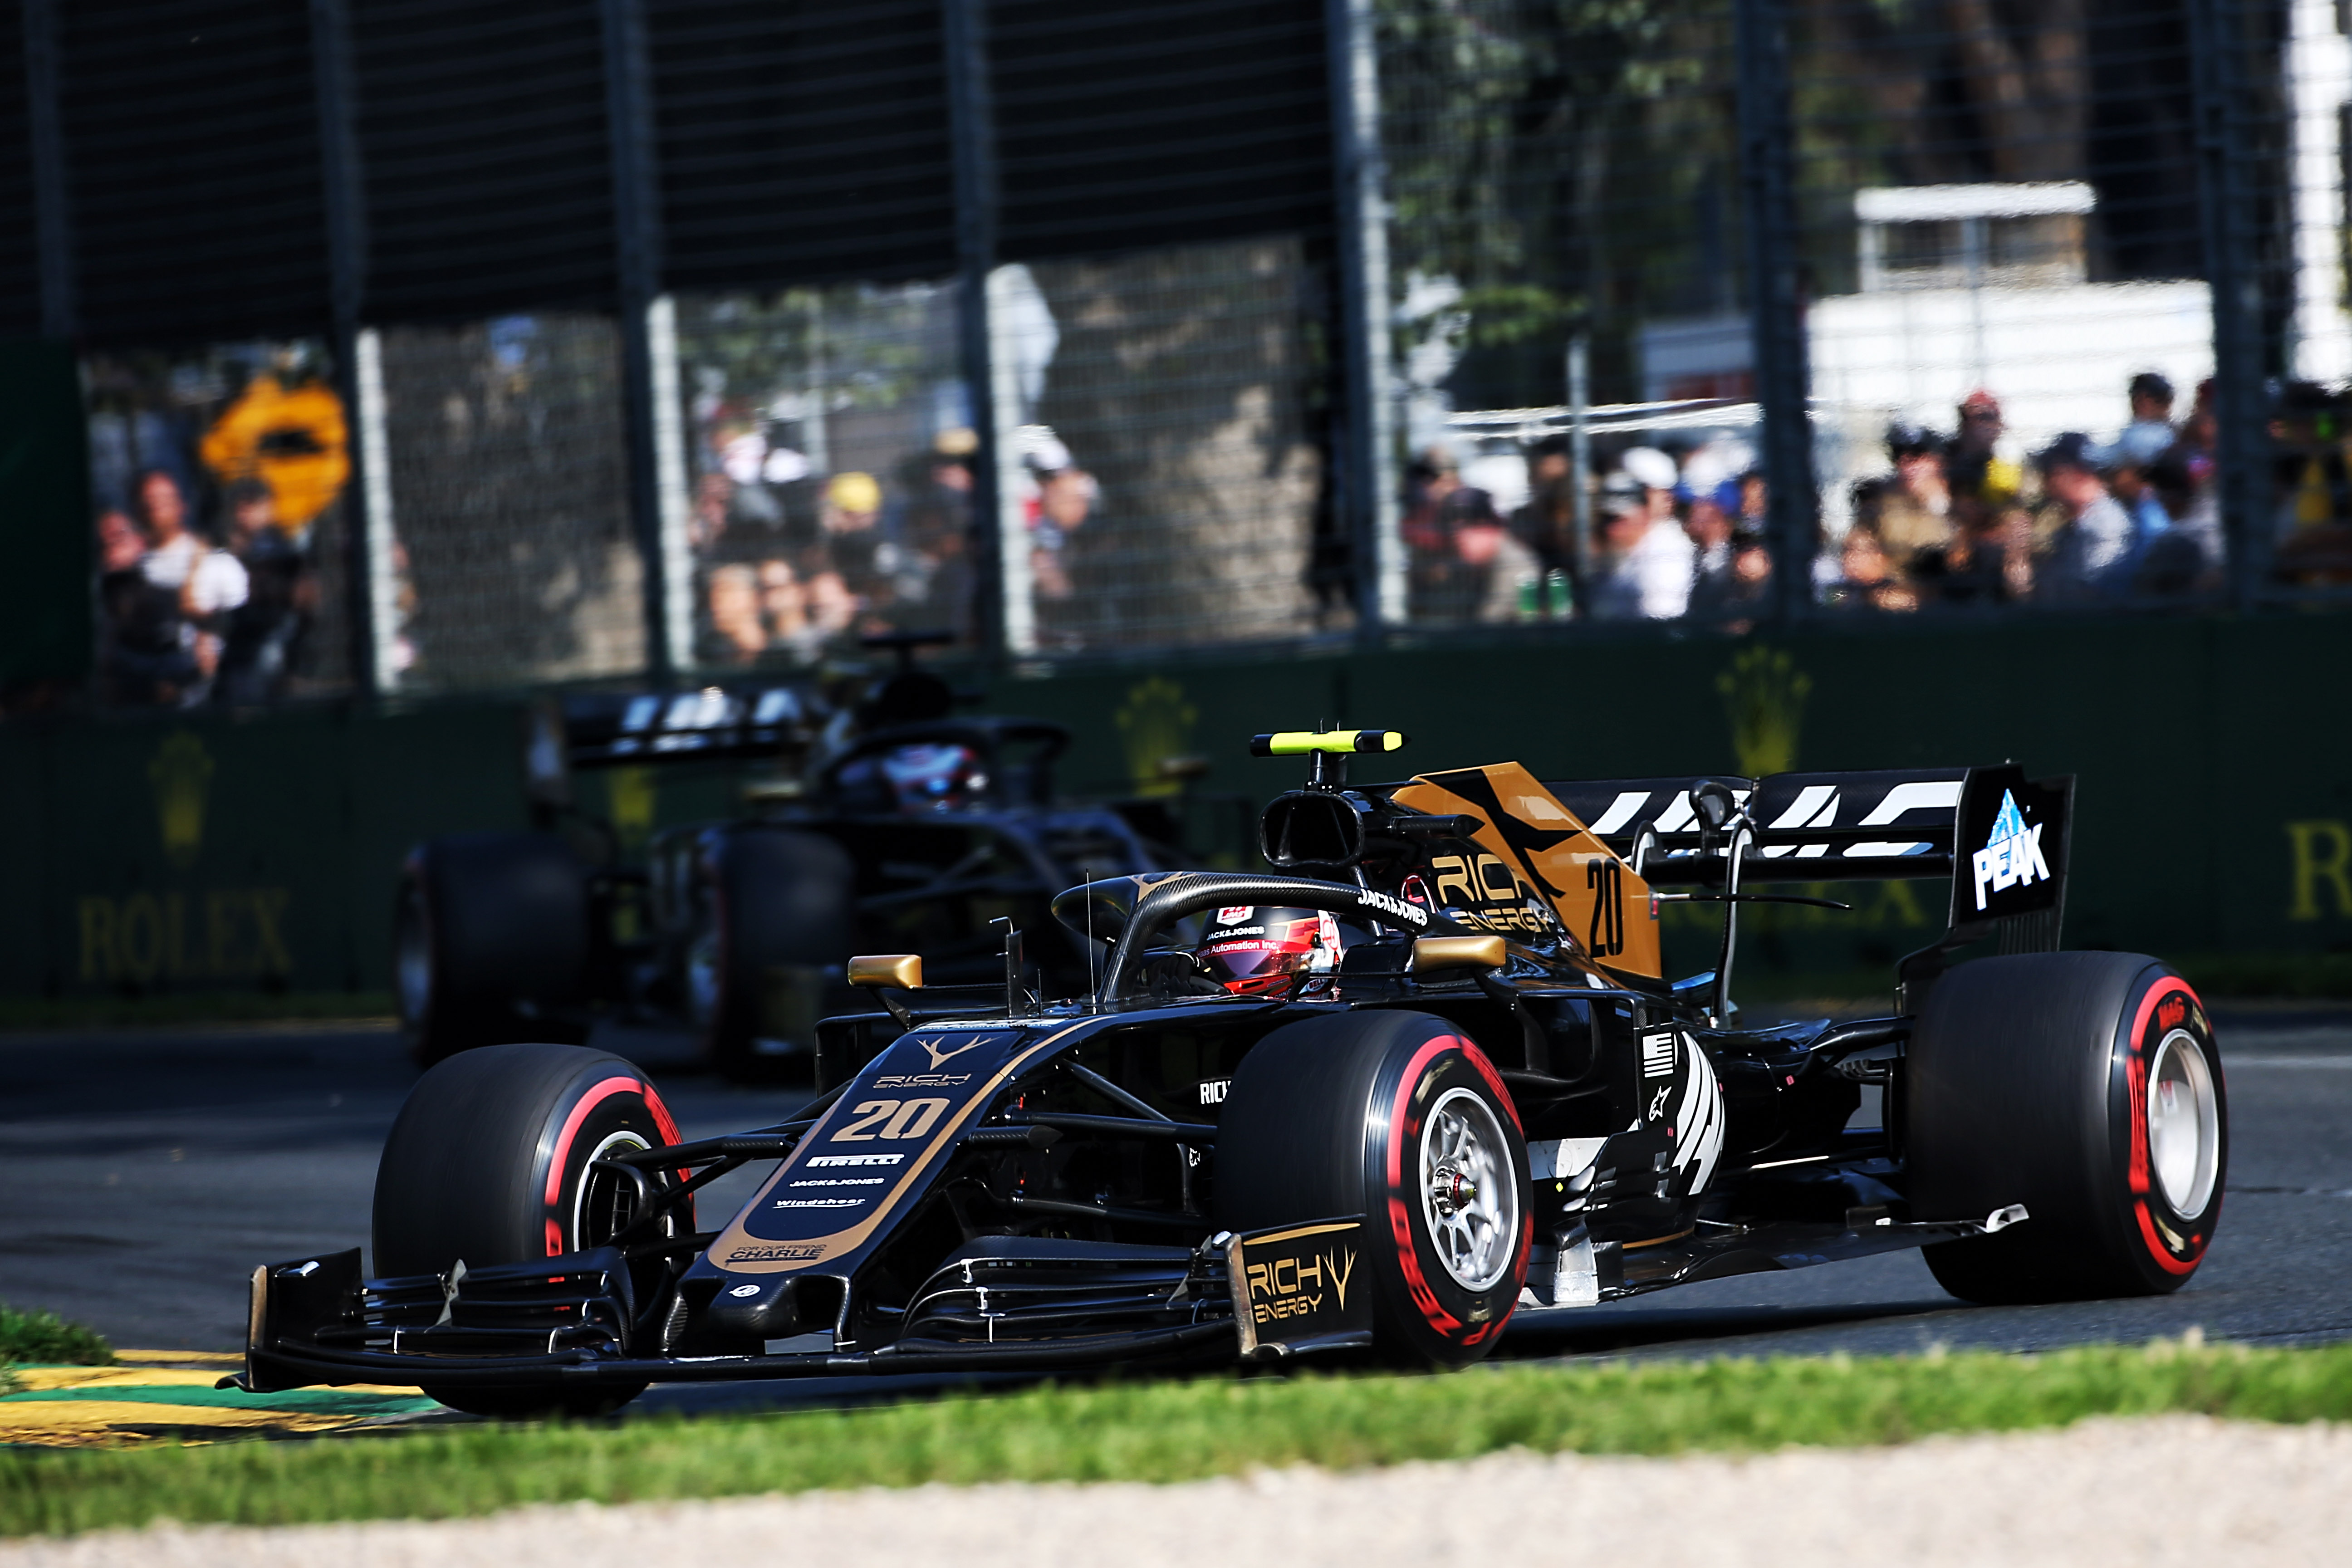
[1545, 764, 2073, 934]
[561, 683, 823, 768]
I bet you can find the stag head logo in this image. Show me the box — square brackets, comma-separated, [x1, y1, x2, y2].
[1717, 646, 1811, 779]
[149, 732, 214, 871]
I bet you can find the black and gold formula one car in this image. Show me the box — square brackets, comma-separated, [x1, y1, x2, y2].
[238, 731, 2225, 1414]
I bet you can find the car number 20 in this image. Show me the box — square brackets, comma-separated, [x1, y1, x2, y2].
[832, 1097, 952, 1142]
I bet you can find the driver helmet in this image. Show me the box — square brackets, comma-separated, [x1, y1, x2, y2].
[868, 741, 987, 813]
[1196, 906, 1348, 997]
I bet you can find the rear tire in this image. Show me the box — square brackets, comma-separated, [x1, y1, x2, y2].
[1216, 1010, 1530, 1367]
[1908, 952, 2226, 1304]
[372, 1042, 688, 1416]
[692, 827, 856, 1082]
[397, 835, 589, 1067]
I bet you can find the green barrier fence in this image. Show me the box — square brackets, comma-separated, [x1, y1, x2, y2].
[988, 612, 2352, 980]
[0, 610, 2345, 1001]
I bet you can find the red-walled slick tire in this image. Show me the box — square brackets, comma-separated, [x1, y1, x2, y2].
[1216, 1010, 1532, 1367]
[1908, 952, 2226, 1304]
[372, 1043, 690, 1417]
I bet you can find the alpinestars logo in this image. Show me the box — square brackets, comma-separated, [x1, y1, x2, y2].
[1972, 790, 2050, 911]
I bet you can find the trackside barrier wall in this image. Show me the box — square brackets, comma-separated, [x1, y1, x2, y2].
[3, 609, 2348, 1000]
[990, 612, 2352, 975]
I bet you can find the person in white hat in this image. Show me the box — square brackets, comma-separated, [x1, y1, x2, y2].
[1589, 447, 1694, 619]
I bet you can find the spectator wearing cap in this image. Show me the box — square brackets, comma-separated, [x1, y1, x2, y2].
[1586, 455, 1694, 620]
[2033, 433, 2136, 599]
[1946, 390, 2023, 509]
[1877, 423, 1955, 568]
[1404, 448, 1509, 621]
[1685, 492, 1767, 625]
[2116, 372, 2179, 467]
[1620, 445, 1679, 523]
[803, 469, 886, 627]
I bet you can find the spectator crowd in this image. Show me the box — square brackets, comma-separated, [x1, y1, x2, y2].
[92, 363, 339, 709]
[689, 418, 1094, 667]
[87, 355, 2352, 710]
[1401, 369, 2300, 626]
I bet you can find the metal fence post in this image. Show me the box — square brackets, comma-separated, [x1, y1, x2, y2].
[1567, 331, 1592, 596]
[2191, 0, 2273, 612]
[1327, 0, 1404, 634]
[21, 0, 74, 342]
[602, 0, 690, 681]
[945, 0, 1028, 662]
[1733, 0, 1818, 623]
[309, 0, 394, 698]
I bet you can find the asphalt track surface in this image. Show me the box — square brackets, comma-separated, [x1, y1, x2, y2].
[4, 1004, 2350, 1419]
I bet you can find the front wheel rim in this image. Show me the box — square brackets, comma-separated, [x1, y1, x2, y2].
[573, 1129, 653, 1251]
[1417, 1086, 1518, 1291]
[2147, 1028, 2221, 1216]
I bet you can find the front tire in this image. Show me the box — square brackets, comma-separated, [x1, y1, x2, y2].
[1908, 952, 2226, 1303]
[372, 1043, 688, 1416]
[1216, 1011, 1531, 1367]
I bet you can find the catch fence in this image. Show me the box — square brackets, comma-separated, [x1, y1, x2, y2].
[6, 0, 2343, 713]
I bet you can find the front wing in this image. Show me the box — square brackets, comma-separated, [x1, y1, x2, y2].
[231, 1220, 1375, 1394]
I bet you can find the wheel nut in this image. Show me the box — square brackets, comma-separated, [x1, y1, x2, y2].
[1430, 1165, 1477, 1215]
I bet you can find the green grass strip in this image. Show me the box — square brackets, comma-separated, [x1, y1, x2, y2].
[7, 1339, 2352, 1539]
[0, 1306, 113, 1370]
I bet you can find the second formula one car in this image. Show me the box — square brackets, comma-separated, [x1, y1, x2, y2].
[242, 730, 2225, 1412]
[395, 638, 1194, 1077]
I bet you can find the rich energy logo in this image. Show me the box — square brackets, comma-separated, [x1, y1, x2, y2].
[1971, 790, 2051, 911]
[1245, 1245, 1357, 1324]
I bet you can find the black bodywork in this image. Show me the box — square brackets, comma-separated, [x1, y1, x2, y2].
[253, 751, 2068, 1392]
[405, 658, 1216, 1059]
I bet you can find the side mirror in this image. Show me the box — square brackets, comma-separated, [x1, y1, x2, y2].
[847, 954, 923, 990]
[1410, 934, 1508, 975]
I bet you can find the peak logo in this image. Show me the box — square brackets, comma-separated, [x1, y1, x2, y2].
[1971, 790, 2050, 911]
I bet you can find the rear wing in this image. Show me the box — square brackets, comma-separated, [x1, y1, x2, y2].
[562, 684, 821, 768]
[1545, 764, 2073, 947]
